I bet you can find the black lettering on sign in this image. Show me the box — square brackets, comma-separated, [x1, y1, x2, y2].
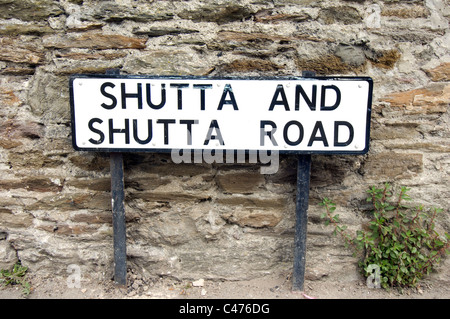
[109, 118, 130, 144]
[193, 84, 213, 111]
[170, 84, 189, 110]
[320, 85, 341, 111]
[146, 84, 166, 110]
[260, 121, 278, 146]
[180, 119, 199, 145]
[157, 119, 176, 145]
[88, 118, 105, 144]
[133, 119, 153, 144]
[295, 84, 317, 111]
[121, 83, 142, 109]
[204, 120, 225, 145]
[283, 120, 304, 146]
[268, 84, 290, 111]
[334, 121, 354, 147]
[217, 84, 238, 110]
[307, 121, 328, 147]
[100, 82, 117, 110]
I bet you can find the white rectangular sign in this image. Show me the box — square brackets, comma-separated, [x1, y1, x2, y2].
[70, 75, 372, 154]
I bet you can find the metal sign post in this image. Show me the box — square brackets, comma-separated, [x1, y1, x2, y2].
[110, 151, 127, 286]
[106, 69, 127, 286]
[293, 153, 311, 291]
[292, 71, 314, 291]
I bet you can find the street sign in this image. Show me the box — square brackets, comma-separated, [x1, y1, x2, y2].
[70, 75, 372, 154]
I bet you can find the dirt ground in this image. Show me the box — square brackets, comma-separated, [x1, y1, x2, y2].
[0, 269, 448, 300]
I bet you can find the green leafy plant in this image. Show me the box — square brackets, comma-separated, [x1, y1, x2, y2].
[320, 183, 449, 289]
[0, 262, 31, 296]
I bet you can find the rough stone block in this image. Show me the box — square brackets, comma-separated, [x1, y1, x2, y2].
[217, 59, 284, 73]
[0, 240, 18, 271]
[43, 32, 147, 50]
[0, 23, 55, 36]
[362, 152, 423, 179]
[216, 172, 265, 194]
[221, 209, 283, 228]
[318, 6, 362, 25]
[27, 70, 71, 124]
[0, 0, 64, 21]
[0, 177, 62, 193]
[123, 50, 213, 76]
[423, 62, 450, 82]
[178, 2, 254, 24]
[382, 83, 449, 114]
[0, 37, 44, 65]
[0, 209, 33, 229]
[91, 2, 174, 23]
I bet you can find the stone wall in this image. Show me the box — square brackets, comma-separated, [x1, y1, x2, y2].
[0, 0, 449, 285]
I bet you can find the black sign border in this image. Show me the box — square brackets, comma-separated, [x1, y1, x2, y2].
[69, 74, 373, 155]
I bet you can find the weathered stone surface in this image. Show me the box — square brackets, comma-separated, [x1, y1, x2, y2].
[125, 177, 171, 192]
[65, 178, 111, 192]
[0, 23, 54, 36]
[124, 155, 213, 177]
[145, 214, 198, 246]
[217, 59, 284, 73]
[423, 62, 450, 82]
[36, 223, 99, 236]
[318, 6, 362, 25]
[362, 152, 423, 179]
[54, 51, 127, 61]
[254, 10, 311, 23]
[296, 54, 359, 75]
[123, 50, 214, 76]
[216, 172, 265, 194]
[208, 31, 296, 56]
[70, 212, 112, 224]
[368, 49, 401, 69]
[310, 156, 358, 187]
[0, 0, 64, 21]
[0, 87, 23, 108]
[129, 191, 210, 203]
[27, 70, 71, 124]
[382, 4, 429, 18]
[178, 2, 254, 24]
[132, 26, 199, 37]
[382, 83, 449, 114]
[371, 122, 421, 140]
[8, 151, 65, 170]
[43, 32, 147, 50]
[0, 65, 35, 75]
[51, 59, 124, 75]
[0, 209, 33, 228]
[68, 153, 110, 172]
[0, 240, 18, 271]
[165, 235, 292, 280]
[216, 195, 287, 209]
[382, 141, 450, 153]
[334, 44, 367, 67]
[0, 119, 44, 141]
[0, 177, 62, 193]
[91, 2, 174, 23]
[221, 209, 283, 228]
[29, 192, 110, 211]
[371, 29, 441, 45]
[65, 14, 105, 32]
[0, 37, 44, 65]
